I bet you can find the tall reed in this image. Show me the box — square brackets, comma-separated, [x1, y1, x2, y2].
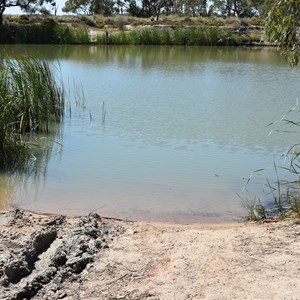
[0, 57, 65, 170]
[241, 102, 300, 221]
[105, 27, 236, 46]
[0, 22, 90, 44]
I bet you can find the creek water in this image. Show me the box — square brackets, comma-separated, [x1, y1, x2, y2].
[1, 45, 300, 223]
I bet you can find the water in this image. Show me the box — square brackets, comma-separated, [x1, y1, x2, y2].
[1, 45, 300, 223]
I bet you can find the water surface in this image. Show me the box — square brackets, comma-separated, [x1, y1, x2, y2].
[1, 45, 300, 223]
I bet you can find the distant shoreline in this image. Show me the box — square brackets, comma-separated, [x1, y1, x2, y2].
[1, 15, 268, 46]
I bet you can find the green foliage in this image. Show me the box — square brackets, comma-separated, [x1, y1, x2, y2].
[127, 0, 174, 20]
[266, 0, 300, 66]
[0, 57, 65, 170]
[208, 0, 271, 18]
[0, 20, 91, 44]
[254, 1, 300, 221]
[124, 0, 271, 19]
[62, 0, 90, 14]
[244, 197, 267, 221]
[62, 0, 115, 16]
[106, 27, 237, 46]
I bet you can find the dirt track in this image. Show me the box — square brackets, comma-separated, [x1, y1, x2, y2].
[1, 210, 300, 299]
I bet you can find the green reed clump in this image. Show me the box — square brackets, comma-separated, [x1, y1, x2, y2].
[0, 21, 90, 44]
[0, 57, 65, 170]
[104, 27, 237, 46]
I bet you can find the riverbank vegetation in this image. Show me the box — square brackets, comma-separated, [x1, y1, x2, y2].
[242, 0, 300, 222]
[0, 14, 264, 45]
[1, 0, 273, 26]
[0, 18, 90, 44]
[100, 27, 241, 46]
[0, 57, 64, 170]
[0, 1, 292, 47]
[0, 1, 275, 46]
[243, 107, 300, 222]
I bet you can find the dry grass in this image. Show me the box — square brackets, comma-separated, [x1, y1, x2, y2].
[3, 14, 265, 31]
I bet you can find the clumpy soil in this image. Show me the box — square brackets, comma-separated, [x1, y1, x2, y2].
[1, 209, 300, 300]
[0, 209, 123, 300]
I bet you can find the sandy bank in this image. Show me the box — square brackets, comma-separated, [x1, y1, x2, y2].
[0, 210, 299, 299]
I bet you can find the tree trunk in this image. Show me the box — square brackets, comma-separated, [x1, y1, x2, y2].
[0, 11, 3, 26]
[233, 0, 240, 18]
[155, 8, 160, 21]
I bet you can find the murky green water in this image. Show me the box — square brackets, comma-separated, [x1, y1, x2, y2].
[1, 45, 300, 223]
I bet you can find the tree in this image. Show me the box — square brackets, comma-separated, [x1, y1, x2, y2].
[210, 0, 268, 18]
[266, 0, 300, 66]
[62, 0, 115, 15]
[126, 0, 173, 20]
[0, 0, 55, 25]
[62, 0, 90, 14]
[116, 0, 126, 14]
[89, 0, 115, 15]
[251, 0, 273, 18]
[39, 2, 59, 15]
[184, 0, 208, 17]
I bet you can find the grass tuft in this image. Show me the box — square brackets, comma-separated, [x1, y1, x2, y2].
[0, 56, 65, 170]
[242, 101, 300, 221]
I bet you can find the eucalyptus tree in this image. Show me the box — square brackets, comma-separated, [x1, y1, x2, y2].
[251, 0, 273, 17]
[62, 0, 90, 14]
[210, 0, 270, 18]
[0, 0, 55, 25]
[126, 0, 173, 20]
[62, 0, 115, 15]
[184, 0, 208, 17]
[90, 0, 115, 15]
[266, 0, 300, 66]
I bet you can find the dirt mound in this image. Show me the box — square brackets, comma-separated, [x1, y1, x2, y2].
[0, 209, 123, 300]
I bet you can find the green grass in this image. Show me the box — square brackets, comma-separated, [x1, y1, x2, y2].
[0, 56, 65, 170]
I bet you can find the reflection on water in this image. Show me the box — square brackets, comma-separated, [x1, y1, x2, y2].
[0, 126, 63, 210]
[2, 44, 286, 66]
[0, 45, 300, 223]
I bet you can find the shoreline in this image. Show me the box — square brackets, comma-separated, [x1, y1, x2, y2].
[0, 207, 245, 226]
[1, 209, 300, 299]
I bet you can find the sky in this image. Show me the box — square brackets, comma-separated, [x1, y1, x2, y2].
[6, 0, 67, 15]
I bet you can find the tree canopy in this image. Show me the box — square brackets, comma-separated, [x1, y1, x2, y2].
[60, 0, 274, 19]
[266, 0, 300, 66]
[62, 0, 115, 15]
[126, 0, 174, 20]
